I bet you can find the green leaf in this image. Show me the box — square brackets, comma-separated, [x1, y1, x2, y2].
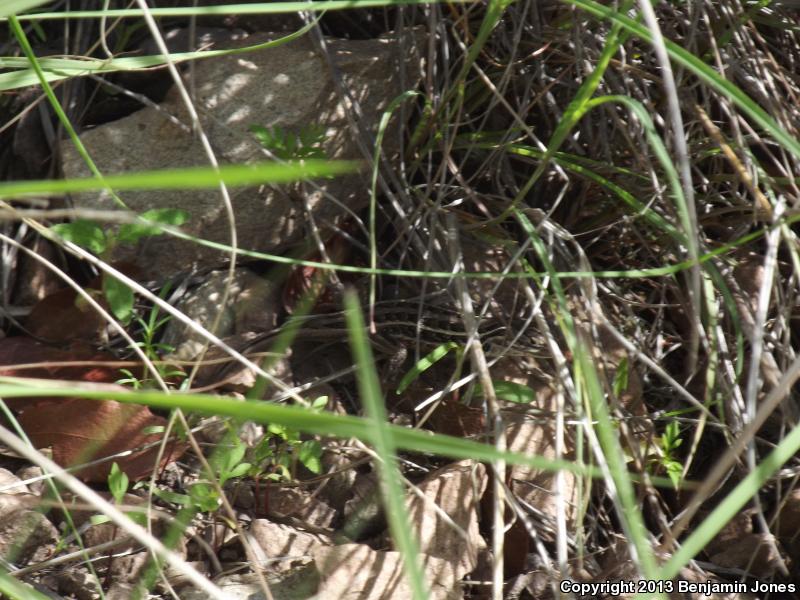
[396, 342, 459, 395]
[227, 463, 252, 480]
[108, 462, 129, 504]
[90, 514, 111, 526]
[311, 396, 329, 411]
[103, 275, 134, 324]
[298, 440, 322, 474]
[116, 208, 189, 244]
[477, 380, 537, 404]
[189, 483, 220, 512]
[665, 460, 683, 490]
[142, 425, 165, 435]
[152, 488, 190, 506]
[51, 220, 107, 254]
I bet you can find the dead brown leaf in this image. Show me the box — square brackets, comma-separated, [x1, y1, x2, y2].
[0, 337, 183, 482]
[16, 396, 179, 482]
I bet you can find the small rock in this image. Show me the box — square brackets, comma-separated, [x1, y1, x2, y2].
[57, 569, 101, 600]
[261, 486, 337, 529]
[403, 460, 487, 580]
[313, 544, 463, 600]
[250, 519, 333, 571]
[0, 509, 58, 564]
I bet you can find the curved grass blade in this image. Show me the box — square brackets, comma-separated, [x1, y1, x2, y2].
[396, 342, 460, 395]
[563, 0, 800, 161]
[0, 21, 317, 92]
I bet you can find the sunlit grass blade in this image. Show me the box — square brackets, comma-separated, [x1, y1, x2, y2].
[651, 418, 800, 588]
[396, 342, 460, 395]
[0, 0, 50, 18]
[515, 208, 661, 583]
[8, 14, 128, 209]
[0, 0, 474, 21]
[0, 376, 606, 480]
[564, 0, 800, 161]
[0, 160, 358, 199]
[343, 291, 428, 600]
[0, 22, 316, 91]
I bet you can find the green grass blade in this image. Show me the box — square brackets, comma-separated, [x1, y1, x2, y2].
[0, 572, 52, 600]
[564, 0, 800, 161]
[344, 291, 428, 600]
[515, 208, 660, 582]
[8, 14, 127, 209]
[497, 0, 635, 220]
[0, 22, 317, 92]
[1, 1, 473, 21]
[0, 160, 358, 199]
[396, 342, 459, 395]
[151, 210, 791, 281]
[658, 421, 800, 581]
[0, 0, 50, 18]
[0, 377, 611, 480]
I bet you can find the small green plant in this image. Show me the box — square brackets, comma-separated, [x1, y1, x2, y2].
[151, 405, 327, 517]
[108, 462, 129, 504]
[116, 283, 186, 389]
[249, 396, 328, 481]
[250, 124, 327, 162]
[654, 420, 684, 490]
[51, 208, 188, 324]
[92, 463, 146, 526]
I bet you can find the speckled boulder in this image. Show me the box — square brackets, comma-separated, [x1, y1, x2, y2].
[61, 28, 423, 278]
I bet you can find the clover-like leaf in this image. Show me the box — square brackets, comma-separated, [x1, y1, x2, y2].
[51, 220, 107, 254]
[103, 274, 134, 324]
[116, 208, 189, 245]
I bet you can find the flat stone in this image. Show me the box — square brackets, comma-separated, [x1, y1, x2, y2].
[60, 28, 422, 279]
[0, 509, 58, 564]
[313, 544, 463, 600]
[404, 460, 487, 580]
[250, 519, 333, 571]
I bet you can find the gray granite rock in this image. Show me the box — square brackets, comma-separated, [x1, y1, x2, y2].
[61, 28, 422, 278]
